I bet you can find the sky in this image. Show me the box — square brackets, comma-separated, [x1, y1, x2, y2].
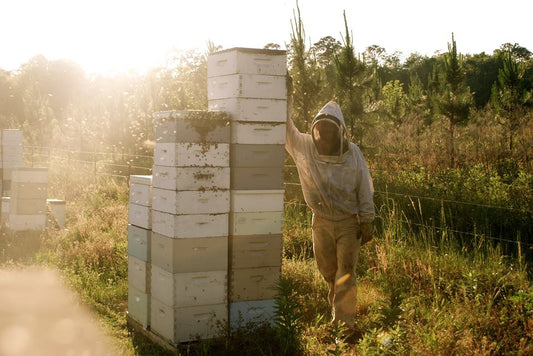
[0, 0, 531, 75]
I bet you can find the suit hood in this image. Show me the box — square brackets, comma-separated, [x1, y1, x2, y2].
[310, 101, 349, 161]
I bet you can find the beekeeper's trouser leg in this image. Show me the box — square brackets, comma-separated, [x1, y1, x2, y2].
[312, 214, 361, 327]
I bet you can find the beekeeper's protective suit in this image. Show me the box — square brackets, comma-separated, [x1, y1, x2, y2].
[285, 101, 374, 327]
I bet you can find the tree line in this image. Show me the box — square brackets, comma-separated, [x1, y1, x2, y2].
[0, 9, 532, 171]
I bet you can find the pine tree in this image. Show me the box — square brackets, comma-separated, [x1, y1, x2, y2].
[288, 1, 321, 131]
[333, 11, 374, 146]
[490, 51, 533, 153]
[430, 33, 473, 167]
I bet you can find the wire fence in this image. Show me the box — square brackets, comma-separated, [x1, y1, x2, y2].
[25, 146, 532, 250]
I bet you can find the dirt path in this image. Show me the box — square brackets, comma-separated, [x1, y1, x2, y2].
[0, 267, 117, 356]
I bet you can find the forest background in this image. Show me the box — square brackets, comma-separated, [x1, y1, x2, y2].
[0, 10, 532, 248]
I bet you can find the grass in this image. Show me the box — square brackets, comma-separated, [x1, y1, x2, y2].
[1, 160, 533, 355]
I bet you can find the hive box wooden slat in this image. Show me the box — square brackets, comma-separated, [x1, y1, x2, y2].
[127, 224, 151, 262]
[46, 199, 66, 228]
[0, 197, 9, 224]
[230, 211, 283, 237]
[230, 266, 280, 302]
[8, 214, 46, 231]
[151, 265, 227, 307]
[129, 175, 152, 207]
[128, 203, 151, 229]
[231, 167, 284, 190]
[1, 129, 23, 143]
[207, 47, 286, 77]
[230, 190, 284, 213]
[153, 111, 231, 143]
[207, 74, 286, 100]
[230, 234, 282, 269]
[11, 167, 47, 183]
[229, 299, 276, 327]
[151, 233, 227, 273]
[230, 144, 285, 168]
[152, 166, 230, 191]
[231, 122, 286, 145]
[128, 255, 151, 293]
[154, 143, 229, 167]
[208, 98, 286, 123]
[150, 298, 227, 343]
[9, 183, 47, 200]
[152, 188, 230, 215]
[128, 285, 150, 329]
[9, 198, 47, 215]
[152, 211, 228, 239]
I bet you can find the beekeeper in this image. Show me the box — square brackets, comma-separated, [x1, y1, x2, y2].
[285, 101, 375, 330]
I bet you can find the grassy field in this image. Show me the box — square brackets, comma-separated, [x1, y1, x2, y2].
[1, 161, 533, 355]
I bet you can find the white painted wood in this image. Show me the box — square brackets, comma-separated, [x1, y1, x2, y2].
[150, 298, 227, 343]
[230, 211, 283, 236]
[152, 165, 230, 191]
[152, 211, 228, 239]
[154, 143, 229, 167]
[208, 98, 286, 122]
[207, 48, 286, 76]
[152, 188, 229, 215]
[151, 265, 227, 307]
[230, 190, 284, 212]
[207, 74, 286, 100]
[128, 203, 152, 229]
[231, 122, 286, 144]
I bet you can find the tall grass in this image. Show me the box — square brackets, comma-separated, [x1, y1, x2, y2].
[2, 157, 532, 355]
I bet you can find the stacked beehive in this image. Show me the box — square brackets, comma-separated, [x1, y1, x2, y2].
[1, 129, 24, 196]
[207, 48, 287, 327]
[127, 175, 153, 329]
[150, 110, 231, 343]
[8, 168, 48, 231]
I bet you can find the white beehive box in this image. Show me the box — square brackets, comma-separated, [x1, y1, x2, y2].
[231, 144, 285, 168]
[207, 74, 286, 100]
[46, 199, 66, 228]
[11, 167, 47, 183]
[151, 233, 227, 273]
[231, 122, 286, 145]
[128, 203, 151, 229]
[127, 224, 151, 262]
[229, 299, 276, 327]
[153, 110, 231, 143]
[231, 167, 284, 190]
[207, 47, 286, 77]
[1, 197, 9, 224]
[128, 255, 151, 293]
[208, 98, 286, 123]
[231, 190, 284, 212]
[230, 266, 280, 302]
[10, 198, 47, 215]
[9, 183, 47, 200]
[151, 265, 227, 307]
[230, 234, 283, 269]
[150, 298, 227, 343]
[154, 143, 229, 167]
[129, 175, 152, 207]
[152, 166, 230, 191]
[230, 211, 283, 236]
[8, 214, 46, 231]
[1, 129, 23, 144]
[152, 211, 228, 239]
[152, 188, 229, 215]
[128, 285, 150, 329]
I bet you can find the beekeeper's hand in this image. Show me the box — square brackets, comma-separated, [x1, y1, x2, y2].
[360, 222, 373, 245]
